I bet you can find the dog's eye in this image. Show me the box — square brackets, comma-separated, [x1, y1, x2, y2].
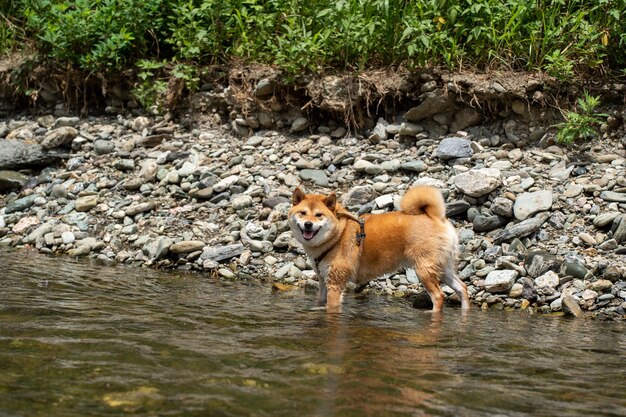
[299, 211, 306, 216]
[315, 213, 323, 218]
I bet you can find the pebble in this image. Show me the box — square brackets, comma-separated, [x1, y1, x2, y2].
[75, 195, 98, 212]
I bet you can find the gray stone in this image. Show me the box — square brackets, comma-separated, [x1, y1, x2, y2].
[473, 215, 508, 232]
[67, 245, 91, 257]
[177, 161, 197, 177]
[196, 187, 214, 199]
[0, 170, 29, 191]
[375, 194, 394, 209]
[138, 160, 158, 181]
[142, 236, 173, 260]
[0, 139, 63, 170]
[299, 169, 329, 187]
[561, 259, 588, 280]
[453, 168, 502, 197]
[509, 283, 524, 298]
[493, 212, 550, 244]
[41, 127, 78, 149]
[343, 185, 376, 210]
[563, 184, 584, 198]
[114, 159, 135, 171]
[132, 116, 150, 132]
[170, 240, 205, 254]
[369, 118, 388, 142]
[93, 140, 115, 155]
[548, 161, 573, 180]
[436, 137, 473, 160]
[254, 79, 274, 97]
[534, 271, 559, 288]
[200, 243, 245, 262]
[399, 160, 427, 172]
[61, 231, 75, 244]
[525, 250, 562, 278]
[614, 216, 626, 244]
[562, 296, 584, 318]
[248, 240, 273, 253]
[404, 90, 455, 121]
[446, 200, 470, 217]
[231, 194, 253, 210]
[593, 212, 619, 227]
[50, 184, 68, 199]
[491, 197, 514, 217]
[125, 202, 156, 216]
[353, 159, 374, 172]
[214, 175, 239, 192]
[5, 194, 39, 214]
[589, 279, 613, 292]
[54, 117, 80, 128]
[380, 160, 400, 172]
[75, 195, 98, 212]
[600, 191, 626, 203]
[290, 117, 309, 133]
[485, 270, 518, 293]
[513, 190, 553, 220]
[398, 122, 424, 136]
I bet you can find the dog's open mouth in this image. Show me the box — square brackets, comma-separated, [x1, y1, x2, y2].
[300, 227, 319, 241]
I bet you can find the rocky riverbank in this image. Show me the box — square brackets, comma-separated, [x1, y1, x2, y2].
[1, 105, 625, 320]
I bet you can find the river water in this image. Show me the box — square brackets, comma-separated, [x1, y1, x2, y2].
[0, 249, 624, 417]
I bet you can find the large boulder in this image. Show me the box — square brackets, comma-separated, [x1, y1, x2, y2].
[0, 139, 63, 169]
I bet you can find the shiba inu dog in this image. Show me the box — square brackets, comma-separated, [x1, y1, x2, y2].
[288, 186, 470, 313]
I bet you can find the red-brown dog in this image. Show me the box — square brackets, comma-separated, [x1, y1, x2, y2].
[289, 186, 469, 312]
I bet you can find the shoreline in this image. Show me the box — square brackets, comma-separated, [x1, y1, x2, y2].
[1, 98, 625, 320]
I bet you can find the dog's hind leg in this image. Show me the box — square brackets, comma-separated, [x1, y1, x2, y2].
[442, 263, 470, 310]
[412, 262, 445, 313]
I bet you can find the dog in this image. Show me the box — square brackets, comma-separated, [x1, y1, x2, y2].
[288, 186, 470, 313]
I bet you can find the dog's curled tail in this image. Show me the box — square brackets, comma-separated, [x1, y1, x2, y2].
[400, 186, 446, 219]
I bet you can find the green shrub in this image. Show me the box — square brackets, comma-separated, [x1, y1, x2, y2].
[21, 0, 164, 70]
[554, 92, 607, 145]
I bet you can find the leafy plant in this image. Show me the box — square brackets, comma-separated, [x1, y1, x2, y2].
[132, 59, 167, 110]
[554, 92, 607, 145]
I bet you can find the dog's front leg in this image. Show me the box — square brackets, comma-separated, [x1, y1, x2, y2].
[325, 284, 344, 313]
[317, 275, 327, 306]
[325, 266, 352, 313]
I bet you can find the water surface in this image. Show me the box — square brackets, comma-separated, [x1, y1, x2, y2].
[1, 250, 624, 417]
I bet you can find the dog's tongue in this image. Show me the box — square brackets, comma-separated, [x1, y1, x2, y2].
[303, 230, 315, 240]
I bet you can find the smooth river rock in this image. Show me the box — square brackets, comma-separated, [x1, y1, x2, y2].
[513, 190, 553, 220]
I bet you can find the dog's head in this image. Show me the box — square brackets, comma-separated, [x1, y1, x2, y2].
[288, 188, 338, 247]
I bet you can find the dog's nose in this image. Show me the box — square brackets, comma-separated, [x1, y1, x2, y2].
[304, 221, 313, 230]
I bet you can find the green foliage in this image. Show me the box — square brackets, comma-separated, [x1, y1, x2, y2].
[7, 0, 626, 76]
[20, 0, 163, 70]
[554, 92, 607, 145]
[133, 59, 168, 110]
[3, 0, 625, 109]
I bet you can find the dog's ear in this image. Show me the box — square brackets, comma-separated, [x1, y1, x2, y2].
[324, 193, 336, 211]
[292, 187, 305, 205]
